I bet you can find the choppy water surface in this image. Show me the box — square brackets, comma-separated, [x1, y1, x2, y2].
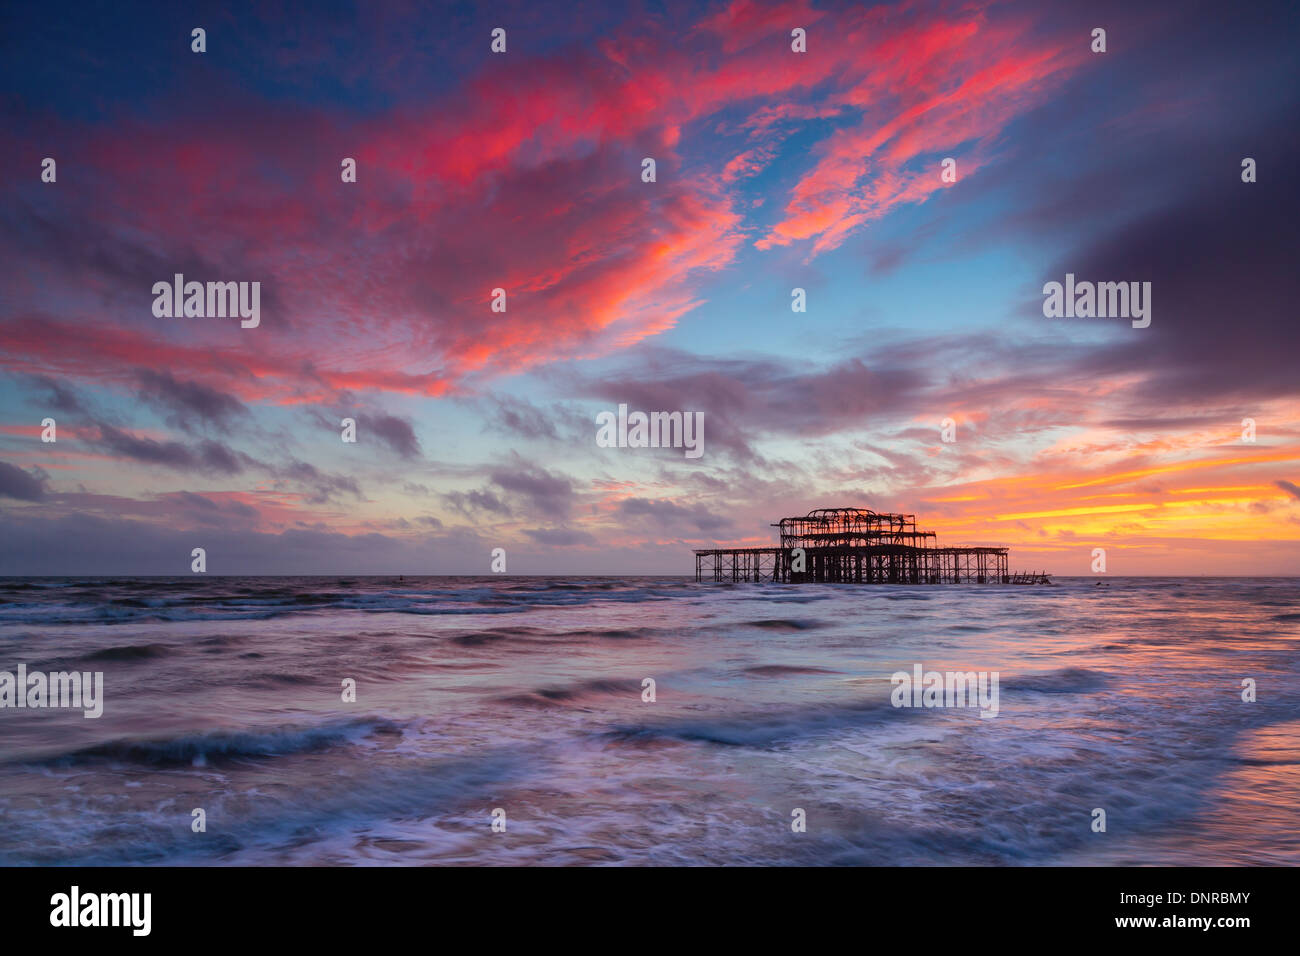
[0, 576, 1296, 865]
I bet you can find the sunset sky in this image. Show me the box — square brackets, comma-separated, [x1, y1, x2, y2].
[1, 0, 1297, 574]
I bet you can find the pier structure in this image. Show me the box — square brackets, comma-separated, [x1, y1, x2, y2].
[693, 507, 1042, 584]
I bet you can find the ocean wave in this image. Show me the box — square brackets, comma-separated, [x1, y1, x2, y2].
[23, 716, 403, 768]
[1006, 667, 1110, 694]
[604, 699, 902, 748]
[0, 744, 529, 866]
[449, 627, 535, 646]
[0, 576, 696, 627]
[80, 642, 173, 662]
[497, 677, 640, 709]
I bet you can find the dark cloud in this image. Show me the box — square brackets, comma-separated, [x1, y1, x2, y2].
[1, 199, 230, 320]
[156, 491, 260, 528]
[522, 527, 597, 547]
[617, 497, 733, 534]
[572, 346, 928, 462]
[443, 488, 511, 517]
[485, 395, 561, 441]
[313, 406, 422, 459]
[0, 461, 47, 501]
[368, 414, 422, 459]
[276, 459, 363, 504]
[1053, 125, 1300, 408]
[1099, 415, 1245, 432]
[0, 511, 491, 575]
[26, 375, 89, 416]
[90, 423, 250, 475]
[41, 489, 264, 529]
[490, 465, 573, 518]
[438, 462, 576, 522]
[1276, 480, 1300, 501]
[135, 369, 248, 432]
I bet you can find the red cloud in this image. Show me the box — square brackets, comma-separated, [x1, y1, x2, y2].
[1, 0, 1086, 401]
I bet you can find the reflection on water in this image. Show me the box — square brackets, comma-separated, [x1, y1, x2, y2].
[0, 575, 1296, 865]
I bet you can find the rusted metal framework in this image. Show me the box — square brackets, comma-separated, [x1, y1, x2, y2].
[694, 547, 785, 583]
[774, 508, 936, 550]
[693, 506, 1039, 585]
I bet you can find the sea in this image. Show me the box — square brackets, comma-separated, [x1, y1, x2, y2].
[0, 575, 1296, 866]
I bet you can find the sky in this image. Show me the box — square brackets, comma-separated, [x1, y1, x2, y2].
[1, 0, 1298, 575]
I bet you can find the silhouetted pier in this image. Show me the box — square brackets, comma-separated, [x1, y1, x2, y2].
[694, 507, 1049, 585]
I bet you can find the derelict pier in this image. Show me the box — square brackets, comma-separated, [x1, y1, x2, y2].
[694, 507, 1048, 584]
